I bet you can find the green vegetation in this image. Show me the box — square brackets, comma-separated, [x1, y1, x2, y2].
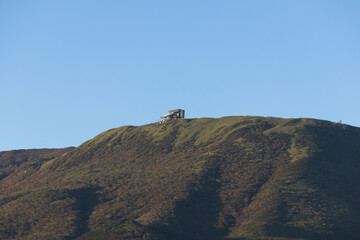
[0, 147, 74, 181]
[0, 116, 360, 239]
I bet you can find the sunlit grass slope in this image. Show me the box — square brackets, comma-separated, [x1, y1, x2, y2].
[0, 147, 74, 181]
[0, 116, 360, 240]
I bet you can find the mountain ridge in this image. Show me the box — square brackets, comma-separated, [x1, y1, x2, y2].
[1, 116, 360, 240]
[0, 147, 75, 181]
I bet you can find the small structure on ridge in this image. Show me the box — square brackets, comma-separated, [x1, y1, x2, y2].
[160, 109, 185, 123]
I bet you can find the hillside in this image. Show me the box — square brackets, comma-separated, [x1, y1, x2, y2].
[0, 147, 74, 181]
[0, 116, 360, 240]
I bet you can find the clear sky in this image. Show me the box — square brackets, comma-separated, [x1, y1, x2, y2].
[1, 0, 359, 151]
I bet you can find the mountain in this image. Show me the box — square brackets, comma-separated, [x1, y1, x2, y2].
[0, 116, 360, 240]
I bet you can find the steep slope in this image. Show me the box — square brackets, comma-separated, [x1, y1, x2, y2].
[0, 117, 360, 240]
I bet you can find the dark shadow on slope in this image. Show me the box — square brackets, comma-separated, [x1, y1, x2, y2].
[0, 174, 7, 181]
[304, 125, 360, 240]
[155, 160, 227, 240]
[264, 124, 360, 240]
[76, 219, 167, 240]
[68, 187, 100, 239]
[266, 224, 327, 240]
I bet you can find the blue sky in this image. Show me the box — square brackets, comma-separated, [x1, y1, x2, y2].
[1, 0, 359, 151]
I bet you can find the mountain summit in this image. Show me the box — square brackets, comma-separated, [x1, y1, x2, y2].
[1, 116, 360, 240]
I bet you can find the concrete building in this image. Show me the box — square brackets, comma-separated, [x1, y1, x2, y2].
[160, 109, 185, 123]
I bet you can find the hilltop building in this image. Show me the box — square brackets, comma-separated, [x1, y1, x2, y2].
[160, 109, 185, 123]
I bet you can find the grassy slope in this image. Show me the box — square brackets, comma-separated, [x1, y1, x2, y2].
[0, 148, 74, 181]
[0, 116, 359, 240]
